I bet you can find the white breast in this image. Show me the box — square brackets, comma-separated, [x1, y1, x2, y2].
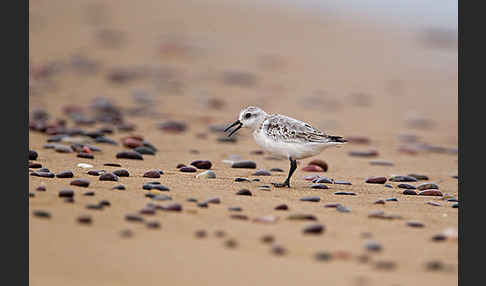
[253, 129, 327, 160]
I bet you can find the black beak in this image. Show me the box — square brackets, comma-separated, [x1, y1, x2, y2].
[224, 120, 243, 137]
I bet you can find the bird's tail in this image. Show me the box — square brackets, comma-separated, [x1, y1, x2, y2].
[327, 135, 347, 143]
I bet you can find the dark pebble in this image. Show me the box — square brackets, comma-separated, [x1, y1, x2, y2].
[29, 150, 38, 160]
[324, 203, 340, 208]
[310, 184, 329, 189]
[234, 177, 251, 182]
[271, 245, 286, 256]
[418, 190, 443, 196]
[231, 161, 257, 169]
[447, 198, 459, 202]
[314, 177, 334, 184]
[29, 162, 42, 168]
[112, 185, 126, 190]
[179, 166, 197, 173]
[83, 191, 95, 196]
[55, 145, 73, 153]
[158, 121, 187, 133]
[406, 221, 425, 228]
[386, 198, 398, 202]
[252, 178, 260, 182]
[432, 234, 447, 242]
[300, 196, 320, 202]
[134, 146, 156, 155]
[77, 153, 94, 159]
[56, 170, 74, 178]
[36, 185, 46, 192]
[86, 204, 104, 210]
[426, 201, 441, 206]
[314, 251, 333, 262]
[365, 240, 382, 252]
[375, 261, 397, 270]
[30, 171, 55, 178]
[153, 194, 172, 201]
[333, 191, 356, 195]
[99, 173, 119, 181]
[214, 230, 226, 238]
[140, 207, 156, 215]
[186, 198, 197, 203]
[146, 221, 161, 229]
[334, 180, 352, 185]
[29, 192, 35, 198]
[230, 214, 248, 220]
[70, 179, 90, 187]
[261, 235, 275, 244]
[303, 224, 325, 235]
[365, 176, 387, 184]
[403, 190, 417, 195]
[398, 183, 416, 189]
[270, 168, 284, 172]
[125, 214, 144, 222]
[228, 207, 242, 212]
[104, 163, 121, 167]
[113, 169, 130, 177]
[197, 202, 208, 208]
[224, 239, 238, 249]
[95, 137, 118, 145]
[58, 189, 74, 198]
[99, 200, 111, 207]
[452, 203, 459, 208]
[288, 214, 317, 221]
[408, 173, 429, 180]
[252, 169, 271, 176]
[190, 160, 212, 169]
[195, 230, 207, 238]
[384, 184, 393, 188]
[116, 151, 143, 160]
[417, 183, 439, 190]
[236, 189, 252, 196]
[64, 198, 75, 203]
[205, 197, 221, 204]
[162, 203, 182, 212]
[33, 210, 51, 218]
[426, 261, 445, 271]
[274, 204, 288, 210]
[77, 215, 92, 224]
[389, 175, 418, 182]
[120, 229, 134, 238]
[349, 150, 378, 157]
[143, 184, 170, 191]
[336, 205, 351, 213]
[38, 168, 50, 173]
[143, 170, 161, 178]
[88, 170, 105, 176]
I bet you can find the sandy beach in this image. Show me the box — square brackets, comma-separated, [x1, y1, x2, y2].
[29, 0, 458, 285]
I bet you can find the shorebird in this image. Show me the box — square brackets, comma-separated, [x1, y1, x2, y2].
[224, 106, 346, 188]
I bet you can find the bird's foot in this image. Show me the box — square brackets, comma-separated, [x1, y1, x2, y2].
[272, 181, 290, 188]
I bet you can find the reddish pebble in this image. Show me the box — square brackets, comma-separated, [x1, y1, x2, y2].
[418, 190, 443, 196]
[308, 159, 328, 172]
[302, 165, 324, 172]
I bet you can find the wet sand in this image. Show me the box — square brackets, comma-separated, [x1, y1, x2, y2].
[29, 0, 458, 285]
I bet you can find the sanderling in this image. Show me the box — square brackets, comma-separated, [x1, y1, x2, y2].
[224, 106, 346, 188]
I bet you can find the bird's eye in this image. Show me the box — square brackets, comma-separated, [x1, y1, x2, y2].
[244, 113, 251, 119]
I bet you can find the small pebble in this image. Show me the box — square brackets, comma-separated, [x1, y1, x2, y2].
[195, 230, 207, 238]
[403, 190, 417, 195]
[134, 146, 156, 155]
[146, 221, 161, 229]
[349, 150, 378, 157]
[77, 153, 94, 159]
[104, 163, 122, 167]
[300, 196, 320, 202]
[373, 199, 385, 205]
[408, 173, 429, 180]
[56, 170, 74, 178]
[162, 203, 182, 212]
[116, 151, 143, 160]
[153, 194, 172, 201]
[224, 239, 238, 249]
[253, 169, 271, 176]
[452, 203, 458, 208]
[418, 190, 443, 196]
[83, 191, 95, 196]
[301, 165, 324, 172]
[365, 176, 387, 184]
[143, 170, 160, 178]
[333, 191, 356, 196]
[308, 159, 328, 171]
[112, 185, 126, 190]
[228, 207, 242, 212]
[70, 179, 90, 187]
[100, 200, 111, 207]
[426, 261, 445, 271]
[30, 171, 55, 178]
[426, 201, 441, 206]
[336, 205, 351, 213]
[417, 183, 439, 190]
[375, 261, 397, 270]
[230, 214, 248, 220]
[99, 173, 119, 181]
[77, 163, 93, 169]
[33, 210, 51, 219]
[58, 189, 74, 198]
[88, 170, 105, 176]
[310, 184, 328, 189]
[302, 224, 325, 235]
[113, 169, 130, 177]
[36, 185, 46, 192]
[397, 183, 416, 189]
[231, 160, 257, 169]
[179, 166, 197, 173]
[64, 198, 75, 203]
[236, 189, 252, 196]
[234, 177, 250, 182]
[29, 150, 38, 160]
[261, 235, 275, 244]
[365, 240, 382, 252]
[334, 180, 352, 185]
[55, 145, 73, 153]
[29, 162, 42, 168]
[314, 177, 333, 184]
[386, 198, 398, 202]
[384, 184, 393, 188]
[86, 204, 103, 210]
[406, 221, 425, 228]
[288, 214, 317, 221]
[205, 197, 221, 204]
[77, 215, 92, 224]
[369, 160, 394, 166]
[120, 229, 134, 238]
[190, 160, 212, 169]
[274, 204, 288, 210]
[314, 251, 333, 262]
[125, 214, 144, 222]
[388, 175, 418, 182]
[270, 168, 284, 172]
[271, 245, 286, 256]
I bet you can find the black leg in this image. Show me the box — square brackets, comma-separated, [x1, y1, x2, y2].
[273, 158, 297, 188]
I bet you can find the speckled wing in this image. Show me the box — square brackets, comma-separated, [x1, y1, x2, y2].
[263, 114, 344, 144]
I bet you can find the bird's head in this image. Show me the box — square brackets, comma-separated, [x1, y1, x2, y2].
[224, 106, 267, 136]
